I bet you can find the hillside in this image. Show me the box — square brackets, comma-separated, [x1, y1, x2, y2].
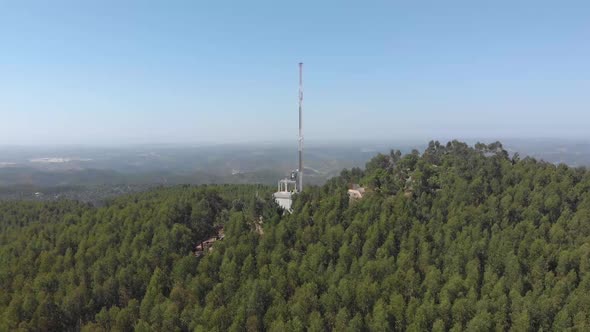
[1, 141, 590, 331]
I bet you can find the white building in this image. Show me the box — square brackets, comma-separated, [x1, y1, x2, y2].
[273, 178, 297, 212]
[347, 184, 365, 200]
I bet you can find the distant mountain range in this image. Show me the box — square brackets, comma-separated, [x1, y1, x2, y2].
[0, 139, 588, 202]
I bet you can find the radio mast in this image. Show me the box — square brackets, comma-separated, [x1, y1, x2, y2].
[298, 62, 304, 192]
[272, 62, 304, 212]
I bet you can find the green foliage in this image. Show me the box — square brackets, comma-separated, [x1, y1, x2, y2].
[2, 142, 590, 331]
[0, 185, 276, 330]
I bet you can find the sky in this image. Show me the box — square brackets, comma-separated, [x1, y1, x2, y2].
[1, 1, 589, 145]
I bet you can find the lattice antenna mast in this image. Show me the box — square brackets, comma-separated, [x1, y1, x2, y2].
[298, 62, 304, 192]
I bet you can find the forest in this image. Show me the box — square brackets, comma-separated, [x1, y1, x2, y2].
[1, 141, 589, 331]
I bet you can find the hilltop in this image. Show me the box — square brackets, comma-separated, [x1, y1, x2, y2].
[1, 141, 589, 331]
[1, 139, 589, 204]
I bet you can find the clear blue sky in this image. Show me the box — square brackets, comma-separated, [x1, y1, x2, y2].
[1, 1, 589, 145]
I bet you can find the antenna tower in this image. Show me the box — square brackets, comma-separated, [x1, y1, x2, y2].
[298, 62, 304, 192]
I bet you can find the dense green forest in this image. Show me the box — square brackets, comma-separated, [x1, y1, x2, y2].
[1, 141, 590, 331]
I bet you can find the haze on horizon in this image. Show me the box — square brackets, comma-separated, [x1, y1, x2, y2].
[1, 1, 589, 146]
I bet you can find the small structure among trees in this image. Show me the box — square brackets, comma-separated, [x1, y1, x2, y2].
[194, 225, 225, 256]
[347, 184, 366, 200]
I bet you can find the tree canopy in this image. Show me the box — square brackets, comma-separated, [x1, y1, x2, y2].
[1, 141, 590, 331]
